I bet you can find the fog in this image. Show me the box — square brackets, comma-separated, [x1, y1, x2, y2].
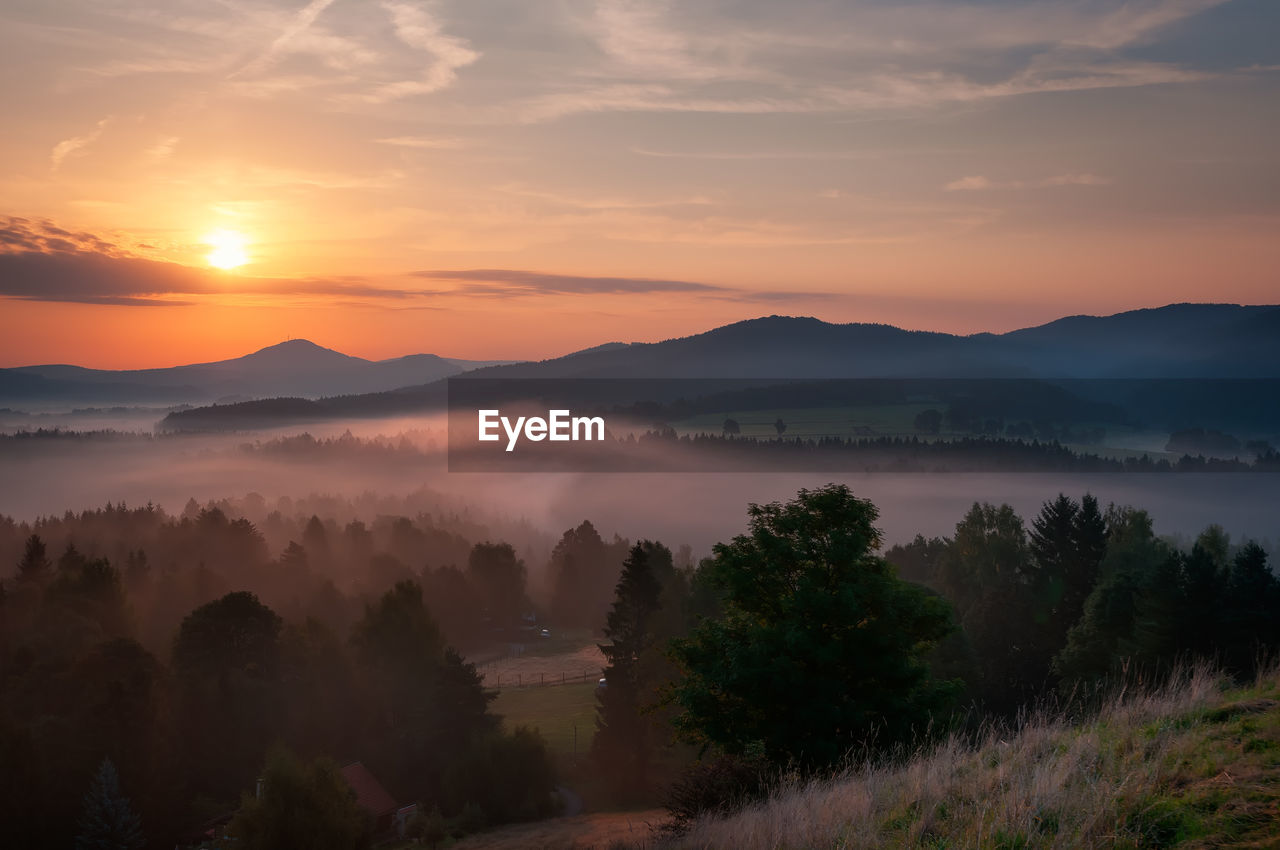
[2, 419, 1277, 567]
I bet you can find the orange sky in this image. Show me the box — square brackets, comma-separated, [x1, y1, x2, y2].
[1, 0, 1278, 367]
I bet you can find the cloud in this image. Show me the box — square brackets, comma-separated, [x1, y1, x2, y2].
[0, 221, 834, 308]
[360, 1, 480, 103]
[0, 218, 424, 306]
[498, 0, 1229, 122]
[0, 218, 125, 256]
[415, 268, 722, 295]
[374, 136, 465, 149]
[413, 269, 834, 302]
[945, 173, 1111, 191]
[145, 135, 181, 160]
[232, 0, 358, 78]
[50, 117, 111, 171]
[589, 0, 736, 82]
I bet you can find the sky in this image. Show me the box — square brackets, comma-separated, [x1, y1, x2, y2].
[1, 0, 1277, 367]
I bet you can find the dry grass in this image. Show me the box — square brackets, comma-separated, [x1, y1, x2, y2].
[663, 665, 1280, 849]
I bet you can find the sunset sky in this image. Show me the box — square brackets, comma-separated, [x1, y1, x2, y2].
[1, 0, 1277, 367]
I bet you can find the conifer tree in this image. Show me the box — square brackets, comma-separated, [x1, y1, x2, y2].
[75, 758, 145, 850]
[17, 534, 51, 583]
[592, 541, 671, 798]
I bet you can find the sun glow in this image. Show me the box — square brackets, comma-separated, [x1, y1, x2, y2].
[203, 229, 249, 270]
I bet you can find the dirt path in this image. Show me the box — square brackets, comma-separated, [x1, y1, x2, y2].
[450, 809, 665, 850]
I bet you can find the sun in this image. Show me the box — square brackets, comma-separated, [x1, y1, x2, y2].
[203, 229, 250, 270]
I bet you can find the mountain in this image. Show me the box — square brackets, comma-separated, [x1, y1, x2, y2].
[0, 339, 519, 405]
[473, 304, 1280, 380]
[157, 303, 1280, 431]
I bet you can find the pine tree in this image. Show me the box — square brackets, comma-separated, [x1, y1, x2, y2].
[1054, 507, 1164, 683]
[75, 758, 145, 850]
[1029, 494, 1109, 671]
[17, 534, 51, 583]
[592, 541, 671, 799]
[1221, 542, 1278, 678]
[1070, 494, 1108, 615]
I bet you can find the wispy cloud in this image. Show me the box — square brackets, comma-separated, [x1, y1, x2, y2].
[494, 184, 714, 211]
[498, 0, 1229, 122]
[413, 269, 833, 302]
[374, 136, 465, 149]
[359, 1, 479, 103]
[144, 135, 181, 161]
[415, 268, 721, 295]
[50, 117, 111, 171]
[945, 173, 1111, 191]
[232, 0, 379, 78]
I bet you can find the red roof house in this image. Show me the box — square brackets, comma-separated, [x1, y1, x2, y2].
[340, 762, 399, 836]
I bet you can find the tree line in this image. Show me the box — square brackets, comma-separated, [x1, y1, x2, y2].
[2, 486, 1277, 845]
[584, 486, 1279, 827]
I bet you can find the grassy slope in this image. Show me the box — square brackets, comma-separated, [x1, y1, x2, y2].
[669, 667, 1280, 849]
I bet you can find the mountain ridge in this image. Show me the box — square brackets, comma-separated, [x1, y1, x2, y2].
[151, 302, 1280, 431]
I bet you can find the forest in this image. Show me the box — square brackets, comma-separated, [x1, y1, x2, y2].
[0, 484, 1277, 848]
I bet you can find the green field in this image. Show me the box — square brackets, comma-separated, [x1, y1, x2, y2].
[492, 682, 599, 758]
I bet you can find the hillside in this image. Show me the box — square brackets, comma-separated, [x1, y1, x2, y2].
[661, 666, 1280, 849]
[0, 339, 516, 404]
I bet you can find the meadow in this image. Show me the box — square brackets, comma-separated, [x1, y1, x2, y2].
[492, 683, 601, 760]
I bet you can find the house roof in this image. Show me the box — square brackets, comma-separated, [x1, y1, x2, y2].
[339, 762, 398, 817]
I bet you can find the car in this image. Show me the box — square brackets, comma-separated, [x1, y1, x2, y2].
[539, 628, 551, 638]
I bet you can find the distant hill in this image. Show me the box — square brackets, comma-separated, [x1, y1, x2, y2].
[0, 339, 519, 405]
[157, 303, 1280, 431]
[467, 304, 1280, 380]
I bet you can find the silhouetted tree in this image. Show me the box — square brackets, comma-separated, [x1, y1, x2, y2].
[1028, 494, 1108, 669]
[466, 542, 527, 630]
[548, 521, 627, 630]
[350, 581, 497, 804]
[1055, 507, 1167, 683]
[940, 502, 1041, 714]
[722, 418, 740, 435]
[17, 534, 51, 583]
[173, 591, 282, 680]
[592, 541, 672, 800]
[228, 749, 369, 850]
[1221, 542, 1279, 677]
[172, 592, 285, 802]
